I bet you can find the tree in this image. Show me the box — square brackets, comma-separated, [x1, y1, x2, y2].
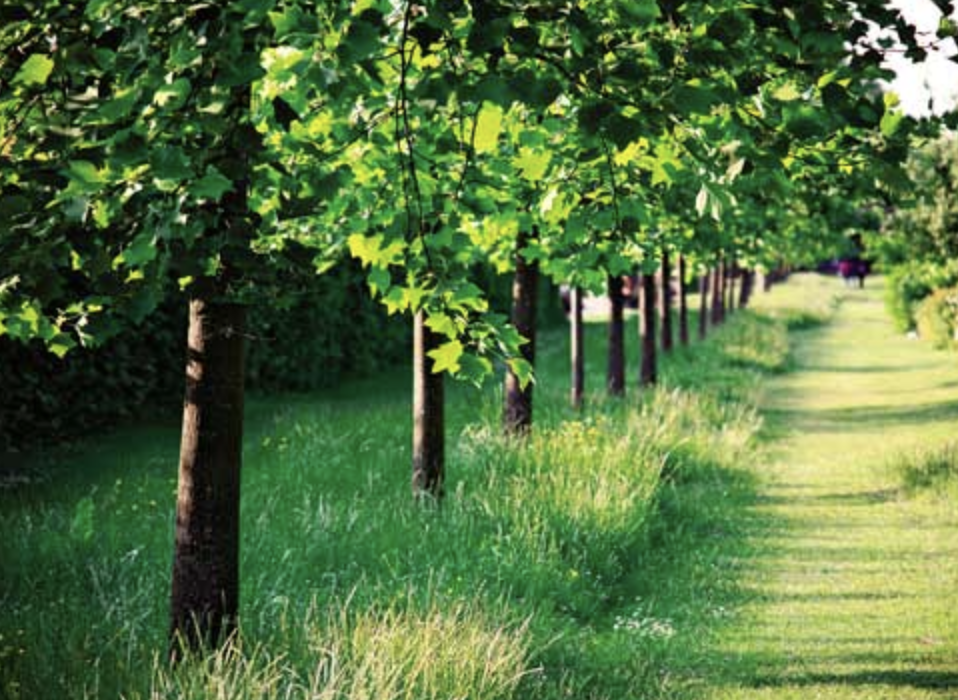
[639, 270, 657, 387]
[607, 274, 626, 396]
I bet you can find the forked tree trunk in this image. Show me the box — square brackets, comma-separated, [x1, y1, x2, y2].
[570, 286, 584, 410]
[711, 258, 725, 326]
[413, 311, 444, 498]
[640, 271, 657, 387]
[170, 291, 246, 660]
[607, 274, 625, 397]
[698, 269, 710, 341]
[504, 230, 538, 434]
[739, 268, 755, 308]
[660, 249, 673, 353]
[678, 255, 690, 347]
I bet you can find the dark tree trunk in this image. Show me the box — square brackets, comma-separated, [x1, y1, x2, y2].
[711, 258, 725, 326]
[504, 230, 539, 434]
[607, 275, 625, 397]
[678, 255, 690, 347]
[739, 268, 755, 308]
[640, 271, 657, 387]
[570, 286, 584, 410]
[170, 291, 246, 659]
[413, 311, 445, 498]
[698, 269, 709, 341]
[726, 262, 736, 314]
[660, 249, 673, 353]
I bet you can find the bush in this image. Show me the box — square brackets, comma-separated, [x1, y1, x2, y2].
[0, 261, 410, 452]
[885, 261, 958, 333]
[915, 287, 958, 349]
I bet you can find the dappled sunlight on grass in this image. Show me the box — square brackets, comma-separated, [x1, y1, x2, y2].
[707, 274, 958, 700]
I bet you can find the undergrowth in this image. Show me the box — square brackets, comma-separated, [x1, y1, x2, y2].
[892, 440, 958, 497]
[0, 277, 825, 700]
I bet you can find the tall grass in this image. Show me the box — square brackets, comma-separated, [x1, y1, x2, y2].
[891, 440, 958, 497]
[0, 279, 818, 700]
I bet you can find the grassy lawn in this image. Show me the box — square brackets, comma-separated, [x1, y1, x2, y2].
[707, 276, 958, 699]
[3, 274, 955, 700]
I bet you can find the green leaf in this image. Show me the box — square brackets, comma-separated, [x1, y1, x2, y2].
[67, 161, 105, 189]
[113, 233, 157, 269]
[49, 333, 76, 358]
[506, 357, 534, 389]
[191, 166, 234, 201]
[673, 82, 720, 116]
[425, 313, 459, 339]
[153, 78, 191, 109]
[621, 0, 660, 23]
[13, 54, 54, 86]
[473, 102, 503, 154]
[428, 339, 463, 374]
[771, 81, 802, 102]
[513, 147, 551, 182]
[459, 352, 493, 386]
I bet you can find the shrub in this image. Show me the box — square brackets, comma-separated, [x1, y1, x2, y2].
[915, 287, 958, 349]
[0, 261, 410, 452]
[884, 261, 958, 333]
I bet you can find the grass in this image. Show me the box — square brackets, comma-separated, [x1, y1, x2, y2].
[0, 275, 877, 700]
[891, 441, 958, 498]
[705, 275, 958, 700]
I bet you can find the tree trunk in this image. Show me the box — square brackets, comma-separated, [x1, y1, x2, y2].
[698, 269, 709, 341]
[660, 249, 673, 353]
[726, 261, 737, 314]
[570, 286, 584, 410]
[711, 259, 725, 326]
[607, 274, 625, 397]
[413, 311, 445, 498]
[739, 268, 755, 308]
[170, 291, 246, 659]
[504, 230, 539, 434]
[678, 255, 690, 347]
[640, 271, 657, 387]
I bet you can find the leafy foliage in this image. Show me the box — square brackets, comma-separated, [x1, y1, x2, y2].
[1, 0, 944, 385]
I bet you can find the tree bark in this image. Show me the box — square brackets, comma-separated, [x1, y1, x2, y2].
[607, 274, 625, 397]
[698, 269, 709, 341]
[739, 268, 755, 308]
[170, 291, 246, 659]
[570, 286, 584, 410]
[711, 258, 725, 326]
[726, 261, 736, 314]
[640, 271, 657, 387]
[660, 249, 673, 353]
[413, 311, 445, 498]
[504, 230, 538, 434]
[678, 255, 690, 347]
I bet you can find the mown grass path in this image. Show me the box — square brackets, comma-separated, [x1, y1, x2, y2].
[708, 278, 958, 700]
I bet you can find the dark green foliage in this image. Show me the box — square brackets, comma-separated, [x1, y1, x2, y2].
[0, 262, 409, 452]
[245, 262, 410, 392]
[0, 304, 184, 453]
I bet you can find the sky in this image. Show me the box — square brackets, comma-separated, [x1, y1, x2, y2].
[883, 0, 958, 116]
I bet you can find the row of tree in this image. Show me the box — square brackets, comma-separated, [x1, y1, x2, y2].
[2, 0, 953, 659]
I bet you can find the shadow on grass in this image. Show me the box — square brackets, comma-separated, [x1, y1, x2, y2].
[748, 669, 958, 690]
[764, 397, 958, 434]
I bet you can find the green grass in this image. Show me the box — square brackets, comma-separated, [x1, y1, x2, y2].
[891, 441, 958, 498]
[705, 275, 958, 700]
[0, 275, 907, 700]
